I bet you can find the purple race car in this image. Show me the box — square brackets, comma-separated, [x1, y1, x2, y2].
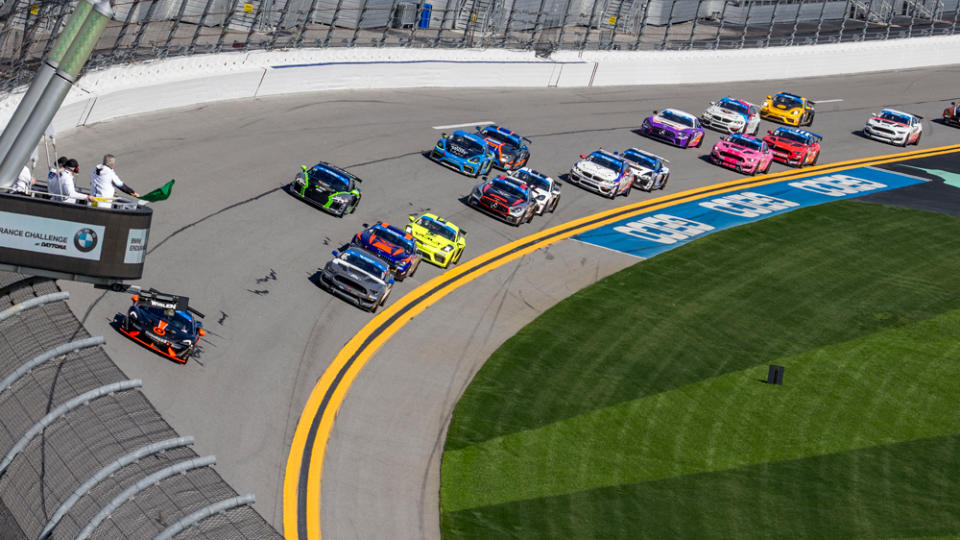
[640, 109, 705, 148]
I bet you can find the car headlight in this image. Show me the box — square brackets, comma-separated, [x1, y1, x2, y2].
[792, 110, 801, 116]
[332, 194, 350, 204]
[181, 339, 192, 346]
[468, 157, 480, 164]
[442, 245, 454, 252]
[509, 205, 524, 216]
[405, 226, 413, 234]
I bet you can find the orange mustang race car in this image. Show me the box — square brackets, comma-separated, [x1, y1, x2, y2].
[943, 101, 960, 128]
[476, 125, 531, 170]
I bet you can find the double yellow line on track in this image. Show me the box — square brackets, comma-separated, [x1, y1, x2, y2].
[283, 142, 960, 540]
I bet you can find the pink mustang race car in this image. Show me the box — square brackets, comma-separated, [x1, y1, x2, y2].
[710, 133, 774, 175]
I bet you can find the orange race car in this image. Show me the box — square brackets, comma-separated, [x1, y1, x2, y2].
[476, 125, 531, 170]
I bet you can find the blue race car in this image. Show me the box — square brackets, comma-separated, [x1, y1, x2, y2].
[476, 125, 530, 170]
[351, 221, 422, 281]
[430, 130, 495, 177]
[120, 289, 205, 363]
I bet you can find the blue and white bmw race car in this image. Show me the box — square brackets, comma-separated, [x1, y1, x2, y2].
[430, 130, 496, 177]
[622, 147, 670, 191]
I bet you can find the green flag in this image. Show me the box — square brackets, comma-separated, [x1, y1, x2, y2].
[139, 179, 175, 202]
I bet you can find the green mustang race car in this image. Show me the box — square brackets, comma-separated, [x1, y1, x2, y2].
[290, 161, 362, 217]
[405, 213, 466, 268]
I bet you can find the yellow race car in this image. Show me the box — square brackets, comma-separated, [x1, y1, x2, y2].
[405, 213, 467, 268]
[760, 92, 815, 126]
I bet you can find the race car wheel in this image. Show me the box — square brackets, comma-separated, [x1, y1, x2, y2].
[811, 151, 819, 165]
[178, 346, 194, 362]
[453, 249, 462, 265]
[369, 301, 378, 313]
[762, 161, 771, 174]
[660, 173, 670, 190]
[900, 136, 909, 147]
[622, 184, 632, 198]
[526, 211, 535, 224]
[409, 259, 419, 278]
[806, 111, 815, 126]
[549, 196, 559, 213]
[914, 132, 922, 146]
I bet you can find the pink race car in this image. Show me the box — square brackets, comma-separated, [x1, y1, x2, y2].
[710, 133, 774, 175]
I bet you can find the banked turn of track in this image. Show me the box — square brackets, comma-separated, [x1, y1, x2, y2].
[284, 141, 960, 540]
[53, 67, 960, 540]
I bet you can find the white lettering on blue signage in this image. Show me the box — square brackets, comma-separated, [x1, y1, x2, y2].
[699, 191, 799, 218]
[613, 214, 715, 244]
[788, 174, 886, 196]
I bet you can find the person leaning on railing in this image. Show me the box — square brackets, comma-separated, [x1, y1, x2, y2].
[14, 164, 35, 194]
[49, 158, 94, 204]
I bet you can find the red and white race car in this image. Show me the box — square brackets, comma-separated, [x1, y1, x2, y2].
[863, 109, 922, 146]
[710, 133, 774, 175]
[763, 127, 822, 167]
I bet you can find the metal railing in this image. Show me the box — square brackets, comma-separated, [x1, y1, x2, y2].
[0, 0, 957, 92]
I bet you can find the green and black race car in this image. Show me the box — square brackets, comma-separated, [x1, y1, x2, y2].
[290, 161, 362, 217]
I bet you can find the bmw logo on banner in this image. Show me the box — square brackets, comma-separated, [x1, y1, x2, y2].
[74, 228, 98, 252]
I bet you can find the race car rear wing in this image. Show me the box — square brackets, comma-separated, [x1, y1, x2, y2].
[97, 283, 205, 318]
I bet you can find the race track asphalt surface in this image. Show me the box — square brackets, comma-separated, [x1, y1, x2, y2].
[56, 63, 960, 539]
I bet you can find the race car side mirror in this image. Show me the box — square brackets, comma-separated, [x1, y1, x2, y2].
[408, 215, 416, 222]
[198, 328, 206, 336]
[652, 110, 658, 115]
[131, 295, 139, 302]
[766, 96, 772, 100]
[441, 132, 447, 139]
[332, 250, 339, 257]
[301, 165, 308, 172]
[461, 230, 468, 237]
[767, 130, 772, 135]
[709, 101, 715, 106]
[580, 154, 586, 159]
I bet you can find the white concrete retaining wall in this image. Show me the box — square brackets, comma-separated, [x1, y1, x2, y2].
[3, 34, 960, 134]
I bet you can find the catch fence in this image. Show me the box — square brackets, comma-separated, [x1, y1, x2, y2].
[0, 0, 957, 90]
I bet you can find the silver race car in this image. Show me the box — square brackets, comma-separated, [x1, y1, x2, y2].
[319, 247, 395, 312]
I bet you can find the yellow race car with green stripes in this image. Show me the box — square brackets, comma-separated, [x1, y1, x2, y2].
[405, 213, 466, 269]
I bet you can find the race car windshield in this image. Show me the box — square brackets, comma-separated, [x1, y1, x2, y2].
[730, 136, 762, 151]
[419, 217, 457, 241]
[587, 154, 622, 171]
[719, 99, 749, 115]
[144, 307, 194, 333]
[624, 150, 658, 169]
[515, 171, 550, 191]
[342, 251, 388, 279]
[773, 95, 803, 109]
[450, 135, 485, 155]
[374, 227, 415, 252]
[660, 111, 695, 127]
[310, 166, 352, 192]
[879, 111, 912, 124]
[492, 181, 528, 201]
[773, 130, 810, 144]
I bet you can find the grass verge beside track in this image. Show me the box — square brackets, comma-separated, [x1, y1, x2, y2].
[440, 200, 960, 539]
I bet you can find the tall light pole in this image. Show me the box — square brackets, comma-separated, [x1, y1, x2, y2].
[0, 0, 113, 187]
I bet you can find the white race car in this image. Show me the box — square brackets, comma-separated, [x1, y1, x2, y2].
[510, 167, 561, 214]
[700, 97, 761, 135]
[622, 148, 670, 191]
[863, 109, 923, 147]
[568, 149, 633, 198]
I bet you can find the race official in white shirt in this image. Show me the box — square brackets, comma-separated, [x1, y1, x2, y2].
[51, 158, 94, 204]
[14, 165, 35, 194]
[90, 154, 137, 208]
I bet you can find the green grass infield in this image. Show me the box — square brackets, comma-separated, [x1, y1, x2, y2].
[441, 200, 960, 539]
